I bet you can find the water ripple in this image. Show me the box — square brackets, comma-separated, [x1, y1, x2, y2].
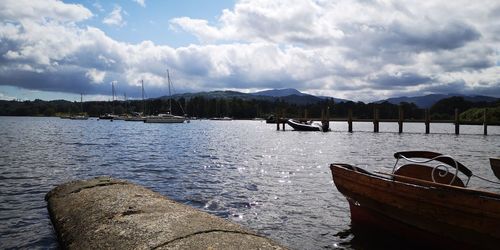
[0, 117, 499, 249]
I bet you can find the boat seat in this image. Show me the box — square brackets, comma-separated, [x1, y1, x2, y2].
[394, 164, 465, 187]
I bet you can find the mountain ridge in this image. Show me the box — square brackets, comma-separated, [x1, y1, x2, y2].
[162, 88, 498, 108]
[380, 94, 498, 108]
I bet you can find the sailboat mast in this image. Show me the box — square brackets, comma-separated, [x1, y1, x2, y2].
[167, 69, 172, 114]
[80, 93, 83, 114]
[141, 80, 145, 115]
[124, 92, 127, 114]
[111, 81, 116, 115]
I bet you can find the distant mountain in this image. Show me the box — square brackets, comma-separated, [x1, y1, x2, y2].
[252, 88, 350, 103]
[252, 88, 305, 97]
[380, 94, 499, 108]
[161, 88, 347, 105]
[170, 90, 257, 101]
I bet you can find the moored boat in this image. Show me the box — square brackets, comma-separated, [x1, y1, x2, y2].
[287, 119, 329, 131]
[98, 114, 116, 120]
[330, 151, 500, 249]
[210, 117, 232, 121]
[70, 94, 88, 120]
[144, 113, 185, 123]
[69, 115, 88, 120]
[124, 112, 146, 122]
[144, 69, 186, 124]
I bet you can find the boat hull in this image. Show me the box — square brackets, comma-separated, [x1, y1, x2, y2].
[330, 164, 500, 249]
[144, 118, 185, 123]
[124, 117, 146, 122]
[286, 119, 320, 131]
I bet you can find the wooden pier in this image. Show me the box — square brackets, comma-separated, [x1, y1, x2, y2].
[274, 107, 497, 135]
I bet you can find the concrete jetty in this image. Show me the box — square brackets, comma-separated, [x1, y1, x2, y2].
[45, 177, 286, 249]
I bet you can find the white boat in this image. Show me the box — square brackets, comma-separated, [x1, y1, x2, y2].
[144, 113, 185, 123]
[144, 70, 186, 124]
[124, 112, 146, 122]
[70, 94, 88, 120]
[210, 117, 232, 121]
[70, 115, 88, 120]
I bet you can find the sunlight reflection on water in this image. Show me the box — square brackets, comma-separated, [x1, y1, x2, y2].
[0, 117, 499, 249]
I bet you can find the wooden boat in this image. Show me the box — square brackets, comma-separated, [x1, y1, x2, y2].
[330, 151, 500, 249]
[286, 119, 328, 131]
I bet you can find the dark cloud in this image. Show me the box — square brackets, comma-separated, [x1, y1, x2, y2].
[467, 81, 500, 97]
[371, 72, 432, 89]
[0, 66, 176, 99]
[420, 80, 467, 94]
[1, 0, 499, 102]
[387, 21, 481, 51]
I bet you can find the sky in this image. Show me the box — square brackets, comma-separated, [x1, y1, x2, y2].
[0, 0, 499, 102]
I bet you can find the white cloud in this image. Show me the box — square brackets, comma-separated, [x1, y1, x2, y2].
[103, 6, 126, 27]
[133, 0, 146, 8]
[0, 0, 92, 23]
[0, 0, 499, 102]
[93, 2, 104, 12]
[85, 68, 106, 84]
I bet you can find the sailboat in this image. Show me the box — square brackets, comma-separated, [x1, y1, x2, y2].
[99, 81, 118, 120]
[125, 80, 147, 121]
[144, 70, 186, 123]
[70, 94, 89, 120]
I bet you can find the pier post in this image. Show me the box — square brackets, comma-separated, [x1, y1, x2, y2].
[454, 108, 460, 135]
[373, 106, 379, 133]
[425, 109, 430, 134]
[324, 101, 331, 132]
[276, 110, 279, 131]
[348, 108, 353, 133]
[483, 108, 488, 135]
[282, 109, 285, 131]
[398, 105, 404, 133]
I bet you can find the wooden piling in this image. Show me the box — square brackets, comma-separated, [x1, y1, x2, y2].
[373, 106, 379, 133]
[425, 109, 430, 134]
[484, 108, 488, 135]
[454, 108, 460, 135]
[282, 109, 285, 131]
[324, 103, 331, 132]
[276, 111, 279, 131]
[398, 105, 404, 133]
[348, 108, 353, 133]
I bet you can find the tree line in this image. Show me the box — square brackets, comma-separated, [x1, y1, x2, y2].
[0, 96, 498, 122]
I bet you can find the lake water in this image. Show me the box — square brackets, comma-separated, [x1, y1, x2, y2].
[0, 117, 499, 249]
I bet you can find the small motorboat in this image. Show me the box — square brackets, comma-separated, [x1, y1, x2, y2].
[286, 119, 328, 132]
[330, 151, 500, 249]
